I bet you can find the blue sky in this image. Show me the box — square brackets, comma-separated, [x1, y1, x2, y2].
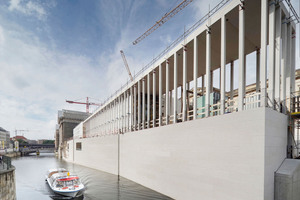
[0, 0, 299, 140]
[0, 0, 213, 139]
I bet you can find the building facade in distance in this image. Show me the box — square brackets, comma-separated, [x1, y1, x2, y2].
[0, 127, 10, 149]
[56, 110, 90, 159]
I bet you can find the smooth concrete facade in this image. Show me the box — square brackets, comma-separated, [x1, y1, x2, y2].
[67, 135, 118, 175]
[275, 159, 300, 200]
[65, 108, 287, 200]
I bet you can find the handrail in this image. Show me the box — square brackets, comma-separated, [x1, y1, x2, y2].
[1, 155, 12, 170]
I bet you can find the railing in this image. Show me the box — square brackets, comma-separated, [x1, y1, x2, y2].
[83, 92, 300, 138]
[196, 106, 206, 119]
[244, 92, 261, 110]
[225, 99, 236, 113]
[1, 155, 12, 170]
[210, 102, 220, 116]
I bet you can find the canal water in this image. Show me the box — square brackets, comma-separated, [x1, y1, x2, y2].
[12, 153, 172, 200]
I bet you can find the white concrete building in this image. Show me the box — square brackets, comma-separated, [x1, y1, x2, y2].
[63, 0, 300, 199]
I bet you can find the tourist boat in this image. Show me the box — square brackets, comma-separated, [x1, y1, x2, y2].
[45, 168, 84, 197]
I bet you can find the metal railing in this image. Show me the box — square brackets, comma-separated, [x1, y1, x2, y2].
[1, 155, 12, 170]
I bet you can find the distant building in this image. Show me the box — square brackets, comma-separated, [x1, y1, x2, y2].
[11, 135, 28, 143]
[55, 125, 59, 151]
[0, 127, 10, 149]
[56, 109, 90, 159]
[27, 140, 37, 144]
[37, 139, 45, 144]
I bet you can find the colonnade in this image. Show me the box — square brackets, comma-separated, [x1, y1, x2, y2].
[84, 0, 296, 137]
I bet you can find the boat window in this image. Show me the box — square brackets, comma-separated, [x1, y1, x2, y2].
[56, 181, 64, 188]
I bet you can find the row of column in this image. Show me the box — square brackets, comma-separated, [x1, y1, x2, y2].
[84, 0, 296, 136]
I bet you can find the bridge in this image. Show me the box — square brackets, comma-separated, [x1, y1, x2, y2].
[19, 144, 55, 156]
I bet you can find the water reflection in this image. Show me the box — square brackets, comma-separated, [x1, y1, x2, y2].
[12, 153, 172, 200]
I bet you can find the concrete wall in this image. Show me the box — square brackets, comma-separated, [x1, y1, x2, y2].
[275, 159, 300, 200]
[66, 108, 288, 200]
[68, 135, 118, 175]
[0, 167, 16, 200]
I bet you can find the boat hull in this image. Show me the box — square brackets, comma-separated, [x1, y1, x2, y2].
[46, 178, 84, 198]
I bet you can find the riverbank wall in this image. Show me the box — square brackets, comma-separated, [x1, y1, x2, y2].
[0, 166, 16, 200]
[64, 108, 288, 200]
[4, 152, 21, 158]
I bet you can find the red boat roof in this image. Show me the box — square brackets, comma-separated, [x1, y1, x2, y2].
[57, 177, 79, 181]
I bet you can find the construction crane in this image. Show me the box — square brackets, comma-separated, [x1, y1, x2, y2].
[14, 129, 29, 137]
[120, 50, 134, 81]
[132, 0, 193, 45]
[66, 97, 102, 113]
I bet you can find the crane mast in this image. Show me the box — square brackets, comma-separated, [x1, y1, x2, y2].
[120, 50, 134, 81]
[132, 0, 193, 45]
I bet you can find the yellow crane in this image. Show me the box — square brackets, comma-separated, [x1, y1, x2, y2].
[132, 0, 193, 45]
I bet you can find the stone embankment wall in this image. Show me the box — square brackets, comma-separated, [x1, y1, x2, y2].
[0, 167, 16, 200]
[4, 152, 20, 158]
[65, 108, 288, 200]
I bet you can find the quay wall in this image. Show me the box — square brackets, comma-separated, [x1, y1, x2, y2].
[0, 167, 16, 200]
[65, 108, 287, 200]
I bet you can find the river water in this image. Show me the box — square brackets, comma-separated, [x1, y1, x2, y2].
[12, 153, 172, 200]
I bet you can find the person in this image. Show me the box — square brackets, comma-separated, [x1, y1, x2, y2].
[0, 154, 2, 165]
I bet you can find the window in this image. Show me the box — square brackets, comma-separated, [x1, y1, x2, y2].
[76, 142, 82, 151]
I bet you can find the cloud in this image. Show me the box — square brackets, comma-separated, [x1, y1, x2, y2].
[0, 21, 106, 139]
[8, 0, 46, 20]
[0, 26, 4, 44]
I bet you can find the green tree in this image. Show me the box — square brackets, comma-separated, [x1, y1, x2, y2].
[43, 140, 54, 144]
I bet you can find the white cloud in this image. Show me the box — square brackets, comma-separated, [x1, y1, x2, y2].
[8, 0, 46, 20]
[0, 23, 106, 140]
[0, 26, 4, 45]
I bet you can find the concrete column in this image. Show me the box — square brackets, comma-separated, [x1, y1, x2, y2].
[110, 103, 112, 134]
[142, 78, 145, 129]
[111, 104, 113, 134]
[291, 30, 296, 94]
[193, 37, 198, 120]
[238, 3, 245, 111]
[173, 53, 178, 123]
[274, 7, 281, 109]
[147, 73, 150, 128]
[130, 86, 133, 131]
[153, 70, 156, 127]
[120, 94, 124, 133]
[210, 70, 213, 92]
[159, 64, 162, 126]
[220, 15, 226, 115]
[138, 80, 141, 130]
[123, 93, 126, 132]
[125, 92, 127, 132]
[256, 49, 260, 93]
[119, 96, 122, 133]
[183, 45, 187, 122]
[166, 59, 170, 124]
[205, 27, 211, 117]
[286, 23, 292, 101]
[260, 0, 268, 107]
[118, 97, 120, 133]
[281, 21, 287, 109]
[127, 90, 130, 131]
[133, 85, 137, 130]
[202, 75, 205, 96]
[268, 2, 276, 108]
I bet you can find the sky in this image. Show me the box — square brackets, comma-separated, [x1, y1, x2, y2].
[0, 0, 299, 140]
